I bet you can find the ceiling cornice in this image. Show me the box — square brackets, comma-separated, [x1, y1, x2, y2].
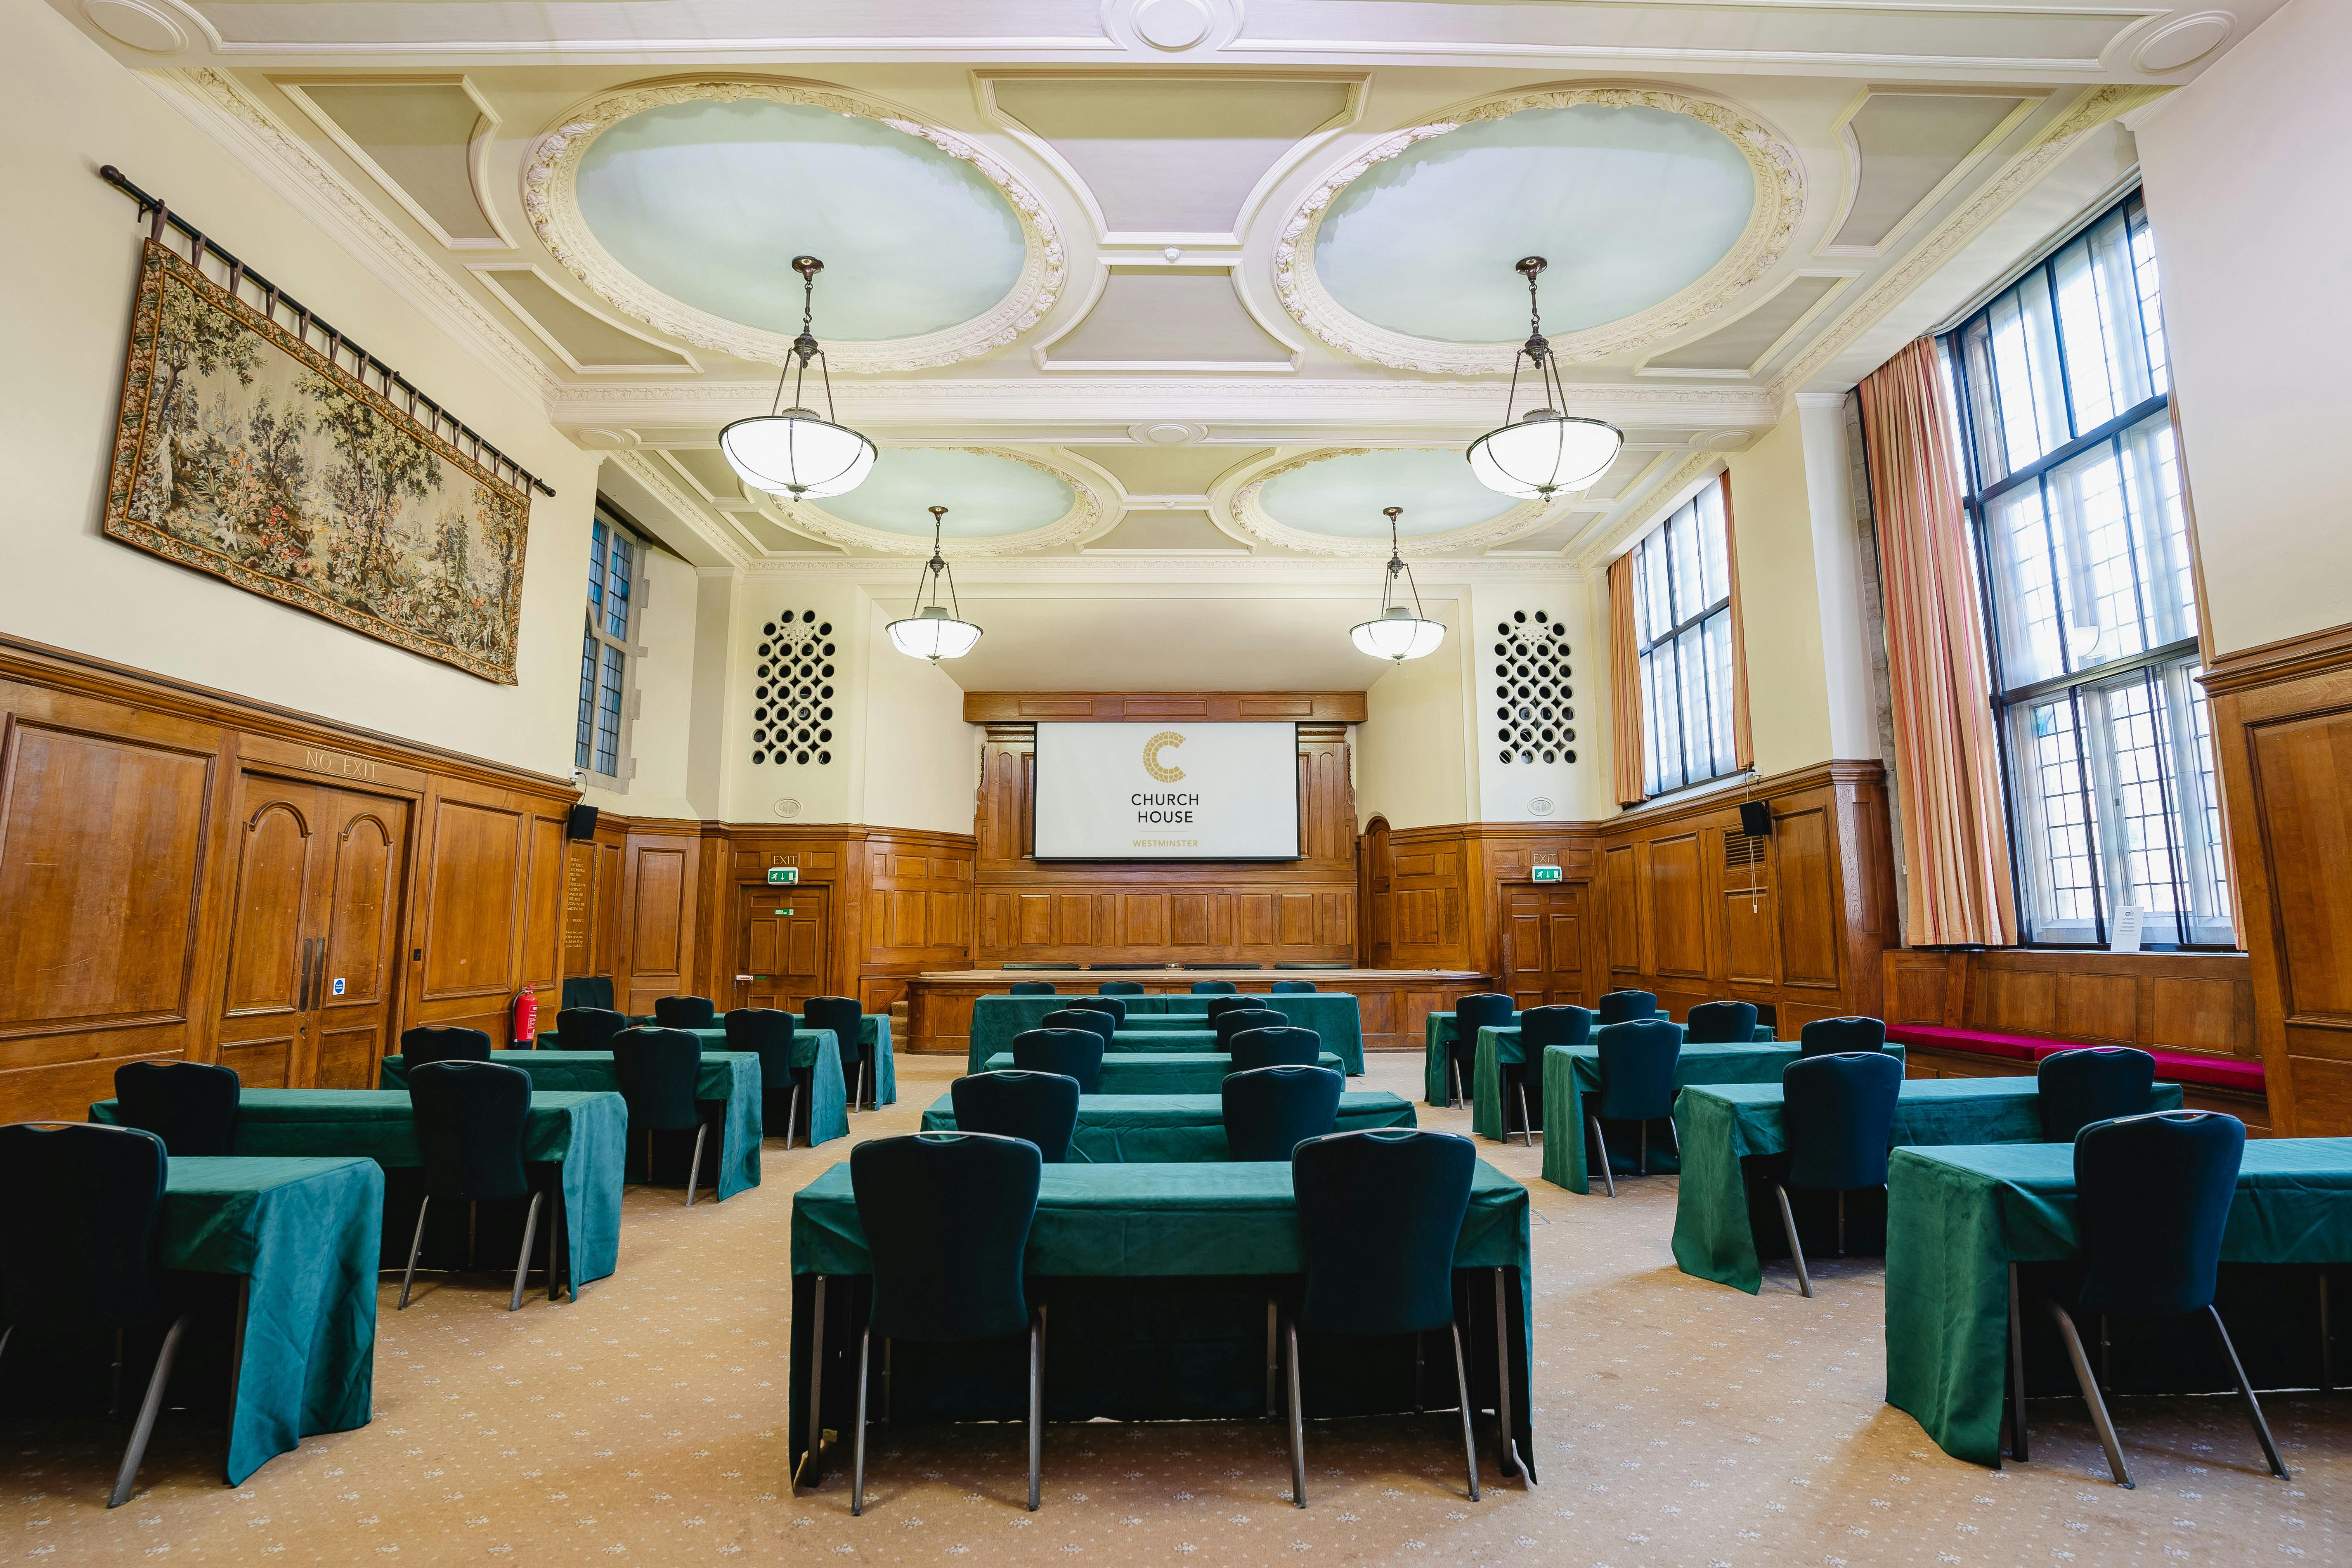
[737, 552, 1588, 586]
[606, 448, 755, 572]
[151, 67, 564, 413]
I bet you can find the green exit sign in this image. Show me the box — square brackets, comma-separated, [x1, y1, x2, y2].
[767, 866, 799, 885]
[1531, 864, 1562, 882]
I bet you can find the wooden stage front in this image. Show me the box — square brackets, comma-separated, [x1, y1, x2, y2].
[903, 968, 1492, 1057]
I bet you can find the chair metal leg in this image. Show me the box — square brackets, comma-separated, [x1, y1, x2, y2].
[509, 1192, 544, 1313]
[1285, 1316, 1307, 1507]
[108, 1311, 190, 1508]
[2006, 1263, 2029, 1462]
[1773, 1185, 1812, 1297]
[1264, 1301, 1278, 1419]
[398, 1196, 431, 1310]
[784, 1085, 800, 1152]
[1449, 1057, 1464, 1109]
[793, 1276, 826, 1496]
[1666, 1116, 1681, 1157]
[1494, 1265, 1528, 1485]
[2044, 1299, 2132, 1488]
[2323, 1274, 2335, 1395]
[1588, 1117, 1617, 1197]
[851, 1326, 871, 1516]
[1516, 1085, 1535, 1147]
[1836, 1190, 1846, 1258]
[1413, 1328, 1425, 1414]
[2206, 1305, 2289, 1479]
[684, 1122, 709, 1207]
[1027, 1307, 1045, 1511]
[1449, 1320, 1481, 1503]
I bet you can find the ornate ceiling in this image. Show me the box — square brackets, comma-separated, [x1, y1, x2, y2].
[57, 0, 2277, 575]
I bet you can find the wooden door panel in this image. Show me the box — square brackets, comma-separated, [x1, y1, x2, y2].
[220, 1037, 292, 1088]
[313, 1023, 380, 1091]
[222, 788, 317, 1019]
[740, 886, 829, 1016]
[1545, 911, 1582, 976]
[311, 790, 409, 1088]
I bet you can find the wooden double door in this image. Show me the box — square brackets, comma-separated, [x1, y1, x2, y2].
[216, 770, 409, 1088]
[1499, 882, 1588, 1012]
[736, 884, 830, 1015]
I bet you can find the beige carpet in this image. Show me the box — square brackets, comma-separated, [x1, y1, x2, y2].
[7, 1052, 2342, 1566]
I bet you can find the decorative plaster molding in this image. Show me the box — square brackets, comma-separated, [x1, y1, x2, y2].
[1566, 448, 1724, 568]
[609, 448, 756, 572]
[779, 447, 1107, 556]
[734, 551, 1589, 584]
[157, 69, 564, 409]
[1764, 83, 2170, 402]
[1224, 447, 1555, 557]
[1273, 84, 1806, 374]
[523, 78, 1066, 372]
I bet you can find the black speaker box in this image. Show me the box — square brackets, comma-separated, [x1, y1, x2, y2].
[567, 803, 600, 842]
[1737, 801, 1773, 837]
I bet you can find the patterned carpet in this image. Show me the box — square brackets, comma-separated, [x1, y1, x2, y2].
[5, 1052, 2342, 1566]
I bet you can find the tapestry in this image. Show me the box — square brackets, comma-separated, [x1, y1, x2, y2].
[104, 239, 530, 683]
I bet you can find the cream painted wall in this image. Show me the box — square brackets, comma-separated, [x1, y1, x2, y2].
[2137, 0, 2352, 657]
[1, 8, 599, 773]
[1726, 421, 1836, 777]
[859, 605, 980, 835]
[1354, 608, 1470, 831]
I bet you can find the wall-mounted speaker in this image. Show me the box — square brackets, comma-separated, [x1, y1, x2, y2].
[1737, 801, 1773, 837]
[567, 803, 600, 842]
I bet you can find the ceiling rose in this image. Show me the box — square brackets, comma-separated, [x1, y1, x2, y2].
[1227, 448, 1551, 556]
[1275, 86, 1805, 374]
[525, 79, 1066, 372]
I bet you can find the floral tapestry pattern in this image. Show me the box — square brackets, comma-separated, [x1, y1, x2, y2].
[104, 239, 530, 683]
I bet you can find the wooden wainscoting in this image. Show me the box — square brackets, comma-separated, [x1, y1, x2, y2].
[970, 721, 1357, 967]
[0, 634, 577, 1119]
[2203, 622, 2352, 1135]
[1592, 760, 1898, 1030]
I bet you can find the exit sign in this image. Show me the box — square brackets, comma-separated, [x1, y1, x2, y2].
[767, 866, 799, 885]
[1531, 864, 1562, 882]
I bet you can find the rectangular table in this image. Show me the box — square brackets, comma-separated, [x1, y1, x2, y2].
[1421, 1010, 1746, 1106]
[1886, 1139, 2352, 1466]
[1671, 1076, 2184, 1294]
[541, 1023, 871, 1124]
[381, 1050, 766, 1199]
[788, 1160, 1534, 1489]
[2, 1156, 384, 1487]
[969, 994, 1364, 1075]
[1525, 1038, 1895, 1191]
[617, 1015, 895, 1103]
[918, 1090, 1417, 1162]
[983, 1050, 1347, 1095]
[95, 1088, 626, 1298]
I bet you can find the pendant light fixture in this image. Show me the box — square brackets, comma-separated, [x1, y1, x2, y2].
[1350, 507, 1447, 662]
[1465, 256, 1623, 500]
[887, 506, 983, 663]
[719, 256, 878, 500]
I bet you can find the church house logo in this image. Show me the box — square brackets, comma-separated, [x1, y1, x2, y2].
[1142, 730, 1187, 783]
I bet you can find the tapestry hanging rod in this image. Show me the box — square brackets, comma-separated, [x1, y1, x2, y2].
[98, 164, 557, 499]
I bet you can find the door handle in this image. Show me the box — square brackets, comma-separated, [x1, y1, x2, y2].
[296, 937, 314, 1012]
[312, 940, 330, 1010]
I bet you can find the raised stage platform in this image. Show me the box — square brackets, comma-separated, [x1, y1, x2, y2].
[902, 968, 1492, 1058]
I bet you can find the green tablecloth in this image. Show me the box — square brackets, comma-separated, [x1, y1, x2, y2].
[788, 1159, 1534, 1487]
[543, 1018, 888, 1114]
[918, 1090, 1417, 1161]
[969, 994, 1364, 1075]
[1421, 1009, 1718, 1106]
[1671, 1076, 2184, 1295]
[172, 1157, 382, 1485]
[1527, 1038, 1886, 1191]
[982, 1050, 1347, 1095]
[94, 1088, 625, 1297]
[1886, 1138, 2352, 1466]
[380, 1050, 766, 1199]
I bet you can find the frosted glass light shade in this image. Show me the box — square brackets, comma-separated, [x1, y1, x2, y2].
[719, 408, 877, 499]
[1351, 605, 1446, 662]
[887, 604, 983, 661]
[1467, 410, 1622, 499]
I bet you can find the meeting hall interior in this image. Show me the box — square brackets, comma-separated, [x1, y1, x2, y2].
[5, 0, 2350, 1561]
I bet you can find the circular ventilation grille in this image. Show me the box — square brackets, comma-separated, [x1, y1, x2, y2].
[751, 607, 836, 767]
[773, 797, 802, 820]
[1492, 610, 1574, 765]
[1527, 797, 1555, 818]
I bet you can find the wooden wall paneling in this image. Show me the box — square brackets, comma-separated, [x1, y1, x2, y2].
[1649, 833, 1708, 981]
[416, 794, 523, 1015]
[1603, 844, 1639, 977]
[0, 686, 233, 1116]
[1877, 948, 2257, 1058]
[616, 821, 700, 1019]
[1771, 803, 1841, 989]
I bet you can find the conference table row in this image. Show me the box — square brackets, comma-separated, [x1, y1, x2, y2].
[968, 993, 1365, 1075]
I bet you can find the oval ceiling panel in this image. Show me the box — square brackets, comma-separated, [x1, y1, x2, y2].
[800, 448, 1079, 543]
[574, 98, 1028, 342]
[1313, 104, 1756, 343]
[1253, 449, 1523, 540]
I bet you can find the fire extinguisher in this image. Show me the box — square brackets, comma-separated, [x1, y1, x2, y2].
[512, 989, 538, 1047]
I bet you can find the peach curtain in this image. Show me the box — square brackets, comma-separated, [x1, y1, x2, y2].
[1718, 470, 1756, 773]
[1860, 339, 2018, 946]
[1608, 552, 1646, 807]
